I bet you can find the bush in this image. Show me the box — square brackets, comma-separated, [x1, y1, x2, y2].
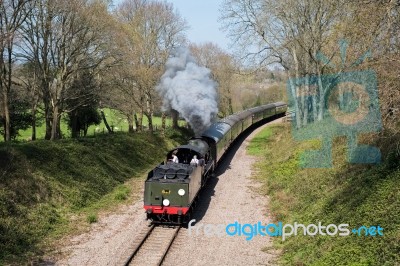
[86, 214, 98, 224]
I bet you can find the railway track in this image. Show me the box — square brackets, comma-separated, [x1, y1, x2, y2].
[124, 224, 180, 266]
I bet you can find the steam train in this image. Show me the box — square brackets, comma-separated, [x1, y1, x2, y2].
[143, 102, 287, 224]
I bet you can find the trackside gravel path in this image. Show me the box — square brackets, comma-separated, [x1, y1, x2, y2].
[162, 120, 280, 266]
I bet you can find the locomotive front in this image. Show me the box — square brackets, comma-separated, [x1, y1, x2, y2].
[144, 141, 210, 224]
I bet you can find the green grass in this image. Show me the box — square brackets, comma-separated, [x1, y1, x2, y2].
[16, 108, 186, 140]
[247, 126, 273, 156]
[0, 127, 192, 264]
[249, 124, 400, 266]
[86, 213, 98, 224]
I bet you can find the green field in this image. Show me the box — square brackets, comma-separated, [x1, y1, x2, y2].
[248, 124, 400, 265]
[16, 108, 186, 140]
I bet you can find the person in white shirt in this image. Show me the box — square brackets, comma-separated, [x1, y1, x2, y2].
[172, 154, 179, 163]
[190, 155, 199, 166]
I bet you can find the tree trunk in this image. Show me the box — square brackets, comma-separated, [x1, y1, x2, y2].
[127, 114, 134, 133]
[171, 109, 179, 129]
[291, 48, 302, 129]
[71, 111, 79, 138]
[2, 90, 10, 141]
[3, 42, 13, 142]
[137, 109, 143, 132]
[57, 116, 62, 139]
[228, 97, 233, 115]
[31, 105, 37, 141]
[2, 43, 13, 142]
[312, 88, 318, 123]
[134, 112, 139, 131]
[316, 68, 324, 121]
[146, 97, 153, 132]
[146, 113, 153, 132]
[50, 104, 60, 140]
[302, 74, 309, 126]
[44, 95, 52, 140]
[100, 109, 113, 133]
[161, 112, 166, 130]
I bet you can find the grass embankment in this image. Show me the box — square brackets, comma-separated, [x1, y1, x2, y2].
[0, 128, 191, 264]
[248, 124, 400, 265]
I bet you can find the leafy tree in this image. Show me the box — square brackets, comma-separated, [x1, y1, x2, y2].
[0, 97, 32, 140]
[68, 105, 101, 137]
[65, 70, 101, 138]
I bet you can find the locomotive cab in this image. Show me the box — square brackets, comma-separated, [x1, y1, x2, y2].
[166, 147, 202, 165]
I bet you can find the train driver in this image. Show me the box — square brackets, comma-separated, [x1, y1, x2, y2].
[190, 155, 199, 166]
[171, 150, 179, 163]
[170, 154, 178, 163]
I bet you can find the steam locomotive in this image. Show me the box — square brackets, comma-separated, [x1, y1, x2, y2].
[143, 102, 287, 224]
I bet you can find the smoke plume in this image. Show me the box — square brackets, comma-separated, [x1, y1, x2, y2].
[157, 47, 218, 135]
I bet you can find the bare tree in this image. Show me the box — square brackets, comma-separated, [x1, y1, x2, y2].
[338, 0, 400, 136]
[221, 0, 345, 127]
[190, 42, 236, 116]
[115, 0, 187, 132]
[14, 62, 41, 140]
[0, 0, 30, 141]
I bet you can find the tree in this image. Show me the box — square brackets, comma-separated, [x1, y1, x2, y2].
[20, 0, 114, 140]
[68, 105, 101, 137]
[0, 0, 30, 141]
[221, 0, 345, 127]
[65, 69, 101, 138]
[0, 87, 32, 140]
[14, 62, 41, 140]
[190, 42, 236, 117]
[337, 0, 400, 136]
[114, 0, 187, 132]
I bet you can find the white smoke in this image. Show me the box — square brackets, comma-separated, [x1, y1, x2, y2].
[156, 47, 218, 135]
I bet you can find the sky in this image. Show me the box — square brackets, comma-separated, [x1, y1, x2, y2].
[168, 0, 230, 51]
[113, 0, 231, 51]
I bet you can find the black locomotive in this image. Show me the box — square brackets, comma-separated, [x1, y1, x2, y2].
[144, 102, 287, 224]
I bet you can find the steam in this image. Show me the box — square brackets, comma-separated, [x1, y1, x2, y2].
[157, 47, 218, 135]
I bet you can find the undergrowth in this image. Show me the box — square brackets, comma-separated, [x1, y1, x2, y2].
[248, 123, 400, 266]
